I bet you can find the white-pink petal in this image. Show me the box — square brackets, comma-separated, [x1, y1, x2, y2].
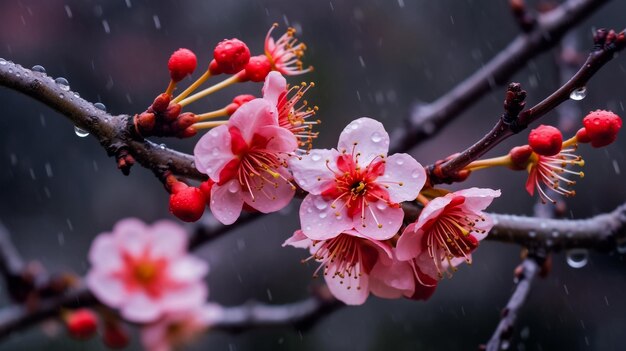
[229, 99, 279, 142]
[120, 293, 161, 323]
[160, 283, 208, 312]
[379, 153, 426, 203]
[112, 218, 150, 257]
[193, 124, 234, 182]
[86, 270, 127, 307]
[241, 167, 295, 213]
[283, 230, 312, 249]
[88, 234, 122, 272]
[355, 202, 404, 240]
[369, 258, 415, 299]
[210, 180, 244, 225]
[299, 194, 353, 240]
[324, 262, 369, 305]
[337, 117, 389, 165]
[149, 220, 188, 259]
[455, 187, 501, 212]
[289, 149, 338, 194]
[262, 71, 286, 106]
[395, 223, 420, 261]
[168, 256, 209, 283]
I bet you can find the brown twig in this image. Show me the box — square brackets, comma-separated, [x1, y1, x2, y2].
[483, 257, 542, 351]
[390, 0, 610, 154]
[428, 28, 625, 184]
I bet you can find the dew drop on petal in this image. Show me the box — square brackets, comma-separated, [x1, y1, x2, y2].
[228, 182, 239, 193]
[371, 132, 382, 143]
[313, 197, 328, 210]
[74, 126, 89, 137]
[311, 152, 322, 161]
[566, 248, 588, 269]
[94, 102, 107, 111]
[569, 87, 587, 101]
[396, 157, 404, 165]
[55, 77, 70, 91]
[31, 65, 46, 73]
[410, 170, 421, 178]
[376, 202, 386, 210]
[319, 212, 327, 219]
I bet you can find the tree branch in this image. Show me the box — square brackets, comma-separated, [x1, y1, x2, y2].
[484, 257, 541, 351]
[390, 0, 609, 154]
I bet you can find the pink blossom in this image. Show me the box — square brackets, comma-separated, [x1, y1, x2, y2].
[369, 252, 438, 301]
[284, 229, 392, 305]
[265, 24, 312, 76]
[86, 218, 208, 323]
[525, 147, 584, 204]
[289, 117, 426, 240]
[141, 304, 223, 351]
[396, 188, 500, 280]
[262, 71, 319, 152]
[194, 98, 298, 224]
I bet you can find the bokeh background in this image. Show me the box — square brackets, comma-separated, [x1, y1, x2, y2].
[1, 0, 626, 350]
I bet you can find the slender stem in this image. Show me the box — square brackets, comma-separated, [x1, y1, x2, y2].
[172, 70, 211, 104]
[164, 80, 176, 96]
[193, 120, 228, 130]
[464, 155, 512, 171]
[196, 108, 228, 121]
[178, 75, 240, 107]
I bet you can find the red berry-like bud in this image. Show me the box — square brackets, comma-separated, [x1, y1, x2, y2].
[165, 103, 182, 121]
[226, 94, 256, 115]
[582, 110, 622, 148]
[528, 125, 562, 156]
[199, 179, 215, 202]
[575, 127, 590, 143]
[66, 309, 98, 340]
[169, 186, 206, 222]
[102, 323, 130, 349]
[241, 55, 272, 82]
[168, 48, 197, 82]
[213, 38, 251, 74]
[508, 145, 533, 170]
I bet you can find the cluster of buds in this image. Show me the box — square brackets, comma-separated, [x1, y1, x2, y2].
[465, 109, 622, 204]
[65, 308, 129, 348]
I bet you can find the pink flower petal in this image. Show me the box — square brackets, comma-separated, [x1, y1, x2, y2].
[262, 71, 287, 106]
[120, 292, 161, 323]
[241, 167, 295, 213]
[193, 124, 234, 182]
[161, 283, 208, 312]
[455, 187, 501, 212]
[112, 218, 150, 257]
[412, 195, 452, 230]
[88, 234, 122, 272]
[86, 270, 127, 307]
[395, 223, 420, 261]
[369, 258, 415, 299]
[324, 262, 369, 305]
[148, 220, 188, 259]
[337, 118, 389, 165]
[289, 149, 339, 194]
[299, 194, 352, 240]
[256, 125, 298, 152]
[209, 180, 244, 225]
[379, 153, 426, 203]
[229, 99, 279, 142]
[168, 256, 209, 283]
[472, 214, 495, 241]
[283, 230, 312, 249]
[415, 250, 440, 281]
[355, 202, 404, 240]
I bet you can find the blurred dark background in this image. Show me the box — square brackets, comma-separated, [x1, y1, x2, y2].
[1, 0, 625, 350]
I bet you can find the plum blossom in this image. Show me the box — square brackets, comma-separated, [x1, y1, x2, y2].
[283, 229, 393, 305]
[525, 147, 584, 204]
[265, 24, 313, 76]
[86, 219, 208, 323]
[289, 117, 426, 240]
[262, 71, 319, 151]
[396, 188, 500, 280]
[194, 98, 298, 224]
[141, 304, 223, 351]
[369, 251, 438, 301]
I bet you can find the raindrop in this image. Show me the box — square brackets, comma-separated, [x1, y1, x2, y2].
[376, 202, 386, 210]
[0, 58, 6, 65]
[74, 126, 89, 137]
[314, 197, 328, 210]
[55, 77, 70, 91]
[566, 248, 588, 269]
[371, 132, 382, 143]
[501, 340, 510, 350]
[228, 182, 239, 193]
[569, 87, 587, 101]
[159, 143, 166, 150]
[319, 212, 327, 219]
[411, 169, 421, 178]
[31, 65, 46, 73]
[102, 20, 111, 34]
[94, 102, 106, 111]
[528, 231, 536, 238]
[311, 152, 322, 161]
[616, 241, 626, 254]
[396, 158, 405, 165]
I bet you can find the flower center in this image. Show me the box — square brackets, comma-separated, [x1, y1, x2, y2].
[133, 261, 158, 285]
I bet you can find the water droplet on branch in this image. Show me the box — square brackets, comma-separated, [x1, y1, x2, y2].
[55, 77, 70, 91]
[31, 65, 46, 73]
[569, 87, 587, 101]
[566, 248, 588, 268]
[74, 126, 90, 137]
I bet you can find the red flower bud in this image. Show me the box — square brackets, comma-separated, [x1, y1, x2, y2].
[508, 145, 533, 170]
[199, 179, 215, 202]
[226, 94, 256, 115]
[169, 185, 206, 222]
[575, 127, 590, 143]
[151, 93, 172, 113]
[66, 309, 98, 340]
[102, 323, 130, 349]
[164, 103, 182, 121]
[241, 55, 272, 82]
[168, 48, 197, 82]
[528, 125, 562, 156]
[213, 38, 251, 74]
[582, 109, 622, 148]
